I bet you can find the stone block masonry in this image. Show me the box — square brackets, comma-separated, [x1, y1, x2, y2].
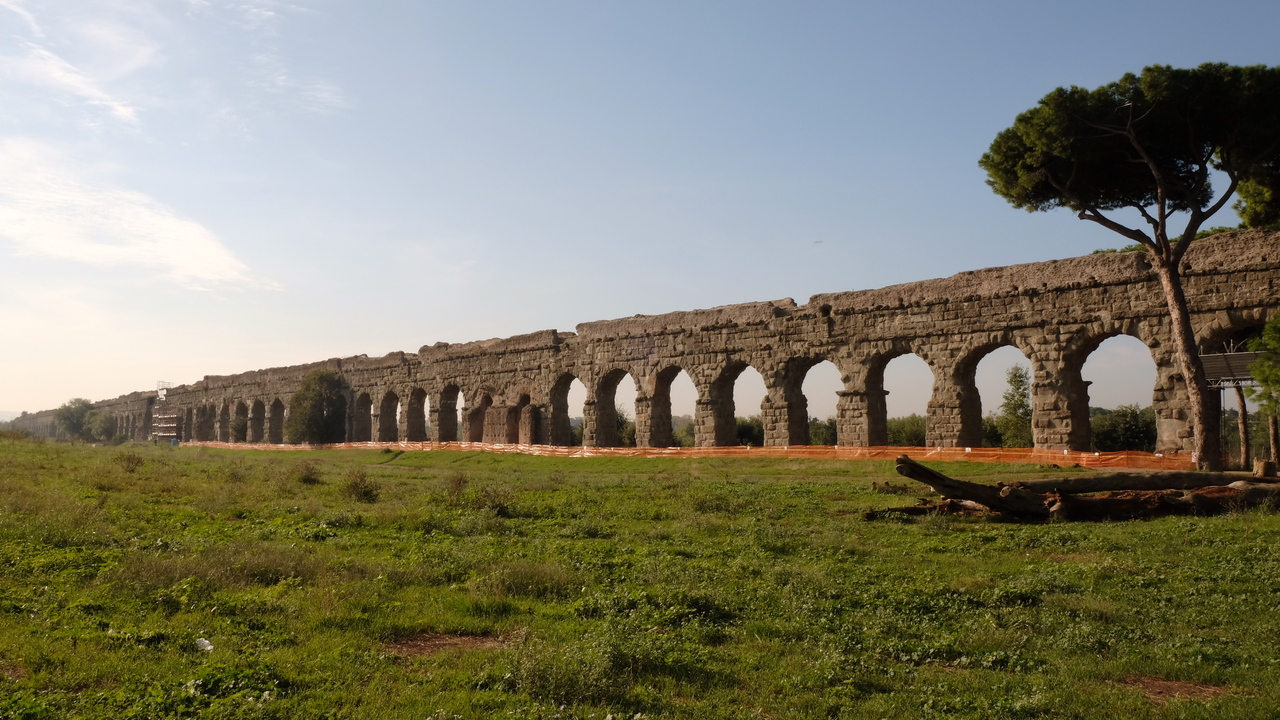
[15, 230, 1280, 454]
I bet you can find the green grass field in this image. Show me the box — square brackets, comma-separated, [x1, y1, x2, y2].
[1, 436, 1278, 719]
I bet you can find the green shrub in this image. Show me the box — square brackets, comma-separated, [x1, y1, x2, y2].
[808, 416, 837, 445]
[229, 416, 248, 443]
[673, 421, 696, 447]
[113, 451, 145, 474]
[886, 414, 926, 446]
[1091, 404, 1157, 452]
[288, 460, 323, 485]
[445, 471, 468, 500]
[284, 370, 347, 444]
[735, 415, 764, 446]
[342, 469, 380, 503]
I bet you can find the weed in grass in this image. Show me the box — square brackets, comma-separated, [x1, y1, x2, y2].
[222, 459, 249, 483]
[342, 469, 380, 503]
[455, 508, 508, 536]
[445, 471, 468, 499]
[112, 451, 144, 474]
[478, 560, 579, 600]
[287, 460, 323, 485]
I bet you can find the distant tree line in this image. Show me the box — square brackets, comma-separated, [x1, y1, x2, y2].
[53, 398, 126, 444]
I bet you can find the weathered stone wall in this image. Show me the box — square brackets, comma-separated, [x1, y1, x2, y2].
[15, 231, 1280, 453]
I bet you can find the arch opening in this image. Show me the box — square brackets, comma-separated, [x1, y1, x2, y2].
[798, 360, 842, 446]
[436, 386, 461, 442]
[594, 370, 638, 447]
[708, 362, 765, 446]
[249, 400, 266, 443]
[550, 375, 587, 446]
[969, 345, 1033, 448]
[1077, 334, 1160, 454]
[872, 353, 932, 446]
[217, 403, 231, 443]
[650, 366, 697, 447]
[406, 388, 429, 442]
[352, 393, 373, 442]
[268, 399, 285, 444]
[233, 402, 249, 444]
[378, 391, 400, 442]
[506, 393, 536, 444]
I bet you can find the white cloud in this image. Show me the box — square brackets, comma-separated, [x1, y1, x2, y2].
[69, 18, 160, 81]
[251, 52, 346, 114]
[0, 0, 42, 37]
[0, 138, 264, 289]
[1, 42, 139, 124]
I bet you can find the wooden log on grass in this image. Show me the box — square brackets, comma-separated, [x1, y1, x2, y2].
[894, 455, 1050, 518]
[892, 455, 1280, 522]
[1004, 472, 1247, 495]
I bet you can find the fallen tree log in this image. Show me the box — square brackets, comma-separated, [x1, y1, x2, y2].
[1047, 482, 1280, 521]
[894, 456, 1049, 518]
[1005, 472, 1248, 495]
[891, 455, 1280, 522]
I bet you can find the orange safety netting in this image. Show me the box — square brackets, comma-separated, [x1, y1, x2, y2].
[177, 440, 1196, 470]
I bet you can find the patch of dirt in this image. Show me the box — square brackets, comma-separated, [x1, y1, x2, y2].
[1121, 676, 1229, 705]
[1, 662, 25, 680]
[386, 633, 507, 657]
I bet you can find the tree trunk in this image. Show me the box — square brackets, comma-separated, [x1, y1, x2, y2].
[1234, 385, 1250, 470]
[1152, 261, 1221, 470]
[1270, 414, 1279, 463]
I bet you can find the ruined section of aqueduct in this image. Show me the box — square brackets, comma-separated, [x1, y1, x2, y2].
[16, 231, 1280, 454]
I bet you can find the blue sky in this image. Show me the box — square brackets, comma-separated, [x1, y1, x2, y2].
[1, 0, 1275, 421]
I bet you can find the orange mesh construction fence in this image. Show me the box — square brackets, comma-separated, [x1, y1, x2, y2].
[178, 441, 1196, 470]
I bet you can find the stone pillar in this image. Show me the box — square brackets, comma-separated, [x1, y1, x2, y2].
[759, 368, 807, 447]
[693, 398, 719, 447]
[709, 393, 737, 447]
[633, 395, 657, 447]
[585, 399, 619, 447]
[760, 396, 790, 446]
[833, 390, 864, 446]
[1151, 355, 1194, 454]
[483, 402, 507, 443]
[549, 402, 573, 446]
[1029, 354, 1089, 450]
[842, 389, 888, 446]
[925, 378, 965, 448]
[430, 400, 456, 443]
[459, 411, 474, 443]
[398, 391, 415, 442]
[517, 405, 539, 444]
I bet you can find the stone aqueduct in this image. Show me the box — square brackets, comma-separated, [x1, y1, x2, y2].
[16, 231, 1280, 454]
